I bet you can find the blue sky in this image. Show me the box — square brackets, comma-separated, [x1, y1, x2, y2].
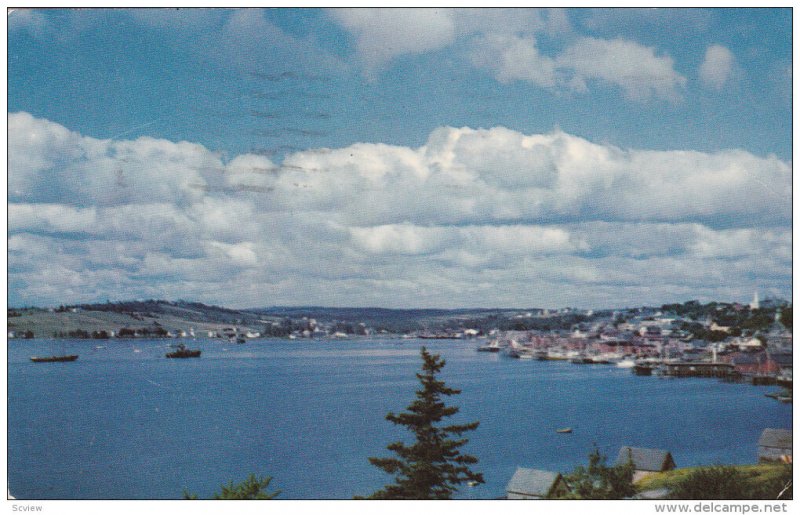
[7, 8, 793, 308]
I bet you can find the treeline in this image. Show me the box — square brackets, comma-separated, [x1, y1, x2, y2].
[53, 330, 112, 339]
[661, 300, 791, 339]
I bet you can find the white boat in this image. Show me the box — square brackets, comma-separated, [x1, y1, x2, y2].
[616, 358, 636, 368]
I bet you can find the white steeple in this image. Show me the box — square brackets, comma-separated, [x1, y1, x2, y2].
[750, 291, 759, 310]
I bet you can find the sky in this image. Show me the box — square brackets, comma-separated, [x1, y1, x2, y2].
[7, 7, 793, 309]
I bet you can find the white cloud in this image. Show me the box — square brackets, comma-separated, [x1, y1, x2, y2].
[468, 34, 686, 102]
[331, 8, 685, 102]
[470, 34, 558, 88]
[699, 44, 734, 90]
[7, 113, 791, 308]
[329, 8, 456, 79]
[556, 37, 686, 102]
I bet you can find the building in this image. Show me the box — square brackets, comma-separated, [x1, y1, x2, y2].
[616, 447, 676, 482]
[758, 429, 792, 463]
[505, 467, 570, 499]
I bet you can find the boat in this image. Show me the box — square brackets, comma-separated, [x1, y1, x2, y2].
[477, 340, 502, 352]
[30, 355, 78, 363]
[616, 358, 636, 368]
[556, 428, 573, 434]
[31, 341, 78, 362]
[633, 364, 654, 376]
[166, 344, 201, 359]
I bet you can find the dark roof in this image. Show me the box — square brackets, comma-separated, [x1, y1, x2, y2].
[729, 352, 761, 365]
[506, 467, 562, 497]
[771, 353, 793, 366]
[616, 447, 675, 472]
[758, 429, 792, 449]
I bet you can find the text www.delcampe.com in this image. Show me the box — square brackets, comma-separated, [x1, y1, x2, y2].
[655, 503, 790, 513]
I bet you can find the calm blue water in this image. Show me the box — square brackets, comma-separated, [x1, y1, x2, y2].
[7, 338, 792, 499]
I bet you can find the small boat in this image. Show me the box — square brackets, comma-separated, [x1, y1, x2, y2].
[30, 355, 78, 363]
[616, 359, 636, 368]
[556, 428, 573, 434]
[166, 344, 201, 359]
[477, 340, 502, 352]
[467, 480, 479, 487]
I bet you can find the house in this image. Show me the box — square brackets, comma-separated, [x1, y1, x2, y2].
[616, 447, 676, 482]
[505, 467, 570, 499]
[758, 429, 792, 463]
[727, 352, 786, 376]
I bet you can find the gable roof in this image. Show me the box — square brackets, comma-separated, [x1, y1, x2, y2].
[771, 353, 793, 367]
[616, 446, 674, 472]
[506, 467, 562, 498]
[758, 428, 792, 449]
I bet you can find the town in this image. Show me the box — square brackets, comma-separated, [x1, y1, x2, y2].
[481, 294, 792, 391]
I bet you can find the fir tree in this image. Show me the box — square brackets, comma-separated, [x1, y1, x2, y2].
[183, 474, 280, 500]
[365, 346, 484, 499]
[560, 446, 635, 499]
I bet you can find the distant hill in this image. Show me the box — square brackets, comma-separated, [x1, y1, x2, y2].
[7, 299, 609, 338]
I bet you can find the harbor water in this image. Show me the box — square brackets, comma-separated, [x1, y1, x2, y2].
[7, 338, 792, 499]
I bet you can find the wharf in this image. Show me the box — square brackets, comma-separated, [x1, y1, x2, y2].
[659, 362, 737, 378]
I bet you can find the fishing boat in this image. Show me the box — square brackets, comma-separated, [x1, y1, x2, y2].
[556, 428, 573, 434]
[30, 354, 78, 363]
[31, 341, 78, 362]
[477, 340, 502, 352]
[166, 343, 201, 358]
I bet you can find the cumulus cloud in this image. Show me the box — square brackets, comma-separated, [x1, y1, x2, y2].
[329, 8, 456, 78]
[8, 112, 791, 308]
[471, 35, 687, 102]
[556, 37, 686, 102]
[699, 44, 734, 90]
[470, 34, 558, 88]
[331, 8, 685, 102]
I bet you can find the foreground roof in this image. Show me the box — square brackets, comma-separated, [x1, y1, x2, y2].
[506, 467, 561, 497]
[616, 446, 674, 472]
[758, 428, 792, 449]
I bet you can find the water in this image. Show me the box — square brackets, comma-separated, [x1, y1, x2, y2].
[7, 338, 792, 499]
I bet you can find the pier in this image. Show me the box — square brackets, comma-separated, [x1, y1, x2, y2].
[659, 362, 737, 378]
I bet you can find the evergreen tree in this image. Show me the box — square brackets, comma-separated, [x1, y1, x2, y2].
[560, 446, 635, 499]
[364, 346, 484, 499]
[183, 474, 280, 500]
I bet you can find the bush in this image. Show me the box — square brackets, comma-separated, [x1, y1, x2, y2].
[667, 465, 792, 500]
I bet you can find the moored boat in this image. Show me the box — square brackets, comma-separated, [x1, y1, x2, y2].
[477, 340, 502, 352]
[166, 344, 201, 358]
[30, 355, 78, 363]
[556, 427, 573, 434]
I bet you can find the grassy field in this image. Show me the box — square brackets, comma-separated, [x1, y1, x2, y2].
[7, 309, 262, 339]
[636, 463, 792, 500]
